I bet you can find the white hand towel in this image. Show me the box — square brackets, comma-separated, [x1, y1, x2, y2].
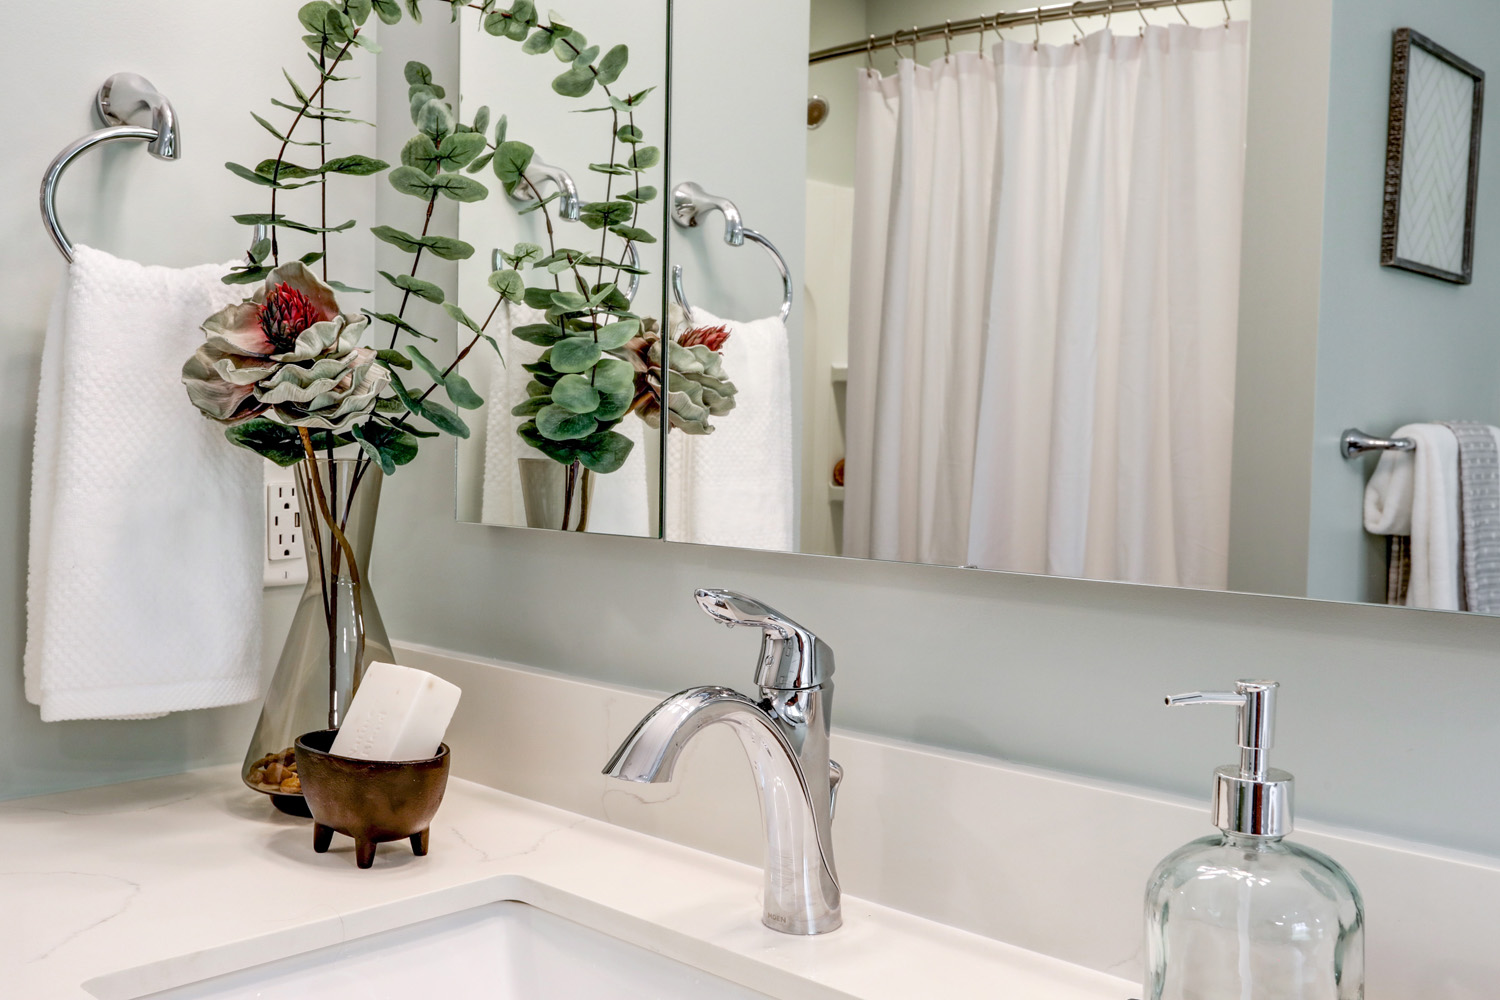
[1363, 423, 1461, 610]
[26, 246, 262, 721]
[479, 302, 649, 535]
[665, 305, 794, 551]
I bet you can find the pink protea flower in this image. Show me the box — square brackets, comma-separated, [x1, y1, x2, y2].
[679, 323, 731, 352]
[182, 262, 385, 432]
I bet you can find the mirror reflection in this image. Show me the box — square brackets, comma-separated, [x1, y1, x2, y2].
[651, 0, 1500, 615]
[454, 0, 667, 538]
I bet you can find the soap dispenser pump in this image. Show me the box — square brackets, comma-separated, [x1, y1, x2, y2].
[1143, 680, 1364, 1000]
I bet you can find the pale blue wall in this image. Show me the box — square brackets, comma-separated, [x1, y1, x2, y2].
[1306, 0, 1500, 602]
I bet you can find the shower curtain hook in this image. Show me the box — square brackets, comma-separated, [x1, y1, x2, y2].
[1174, 0, 1191, 24]
[910, 25, 921, 60]
[888, 27, 903, 60]
[944, 20, 953, 58]
[977, 16, 986, 57]
[1069, 1, 1085, 44]
[1033, 8, 1042, 51]
[1221, 0, 1231, 27]
[865, 33, 875, 71]
[1136, 0, 1149, 36]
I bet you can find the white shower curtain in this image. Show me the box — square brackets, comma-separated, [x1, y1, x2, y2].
[845, 24, 1248, 588]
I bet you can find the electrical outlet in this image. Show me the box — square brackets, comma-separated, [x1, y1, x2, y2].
[263, 465, 308, 588]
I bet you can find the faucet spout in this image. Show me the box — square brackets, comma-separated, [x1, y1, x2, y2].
[603, 685, 841, 935]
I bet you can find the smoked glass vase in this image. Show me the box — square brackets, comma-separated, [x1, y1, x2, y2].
[241, 458, 392, 816]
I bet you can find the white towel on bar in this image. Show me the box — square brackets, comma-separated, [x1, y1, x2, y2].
[1363, 423, 1462, 610]
[665, 305, 794, 551]
[26, 246, 262, 721]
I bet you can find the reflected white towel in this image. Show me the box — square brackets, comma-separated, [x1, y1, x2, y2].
[665, 306, 794, 551]
[1363, 423, 1461, 610]
[26, 247, 261, 721]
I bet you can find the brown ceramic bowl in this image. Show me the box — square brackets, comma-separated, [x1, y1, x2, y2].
[294, 729, 451, 869]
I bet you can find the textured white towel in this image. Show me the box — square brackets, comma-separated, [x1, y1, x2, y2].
[665, 305, 794, 551]
[479, 302, 649, 535]
[26, 246, 262, 721]
[1363, 423, 1462, 610]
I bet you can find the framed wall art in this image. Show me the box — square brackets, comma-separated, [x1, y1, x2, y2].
[1382, 27, 1485, 285]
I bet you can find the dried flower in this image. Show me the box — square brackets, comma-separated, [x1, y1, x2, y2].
[622, 317, 738, 435]
[183, 262, 387, 432]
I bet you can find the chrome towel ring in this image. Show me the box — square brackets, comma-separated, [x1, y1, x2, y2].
[670, 181, 794, 325]
[41, 74, 181, 263]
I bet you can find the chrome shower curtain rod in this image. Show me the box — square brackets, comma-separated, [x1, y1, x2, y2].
[809, 0, 1232, 65]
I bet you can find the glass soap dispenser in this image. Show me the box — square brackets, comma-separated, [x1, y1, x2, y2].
[1144, 680, 1364, 1000]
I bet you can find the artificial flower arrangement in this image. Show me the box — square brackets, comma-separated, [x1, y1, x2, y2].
[172, 0, 731, 803]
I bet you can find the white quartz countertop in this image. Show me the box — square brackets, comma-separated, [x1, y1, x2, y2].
[0, 767, 1137, 1000]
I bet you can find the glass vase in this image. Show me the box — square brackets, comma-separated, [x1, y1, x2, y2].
[241, 458, 392, 815]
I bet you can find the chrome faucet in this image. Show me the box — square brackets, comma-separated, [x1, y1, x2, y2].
[603, 589, 842, 935]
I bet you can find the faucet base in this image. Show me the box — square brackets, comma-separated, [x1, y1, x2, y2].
[763, 911, 843, 936]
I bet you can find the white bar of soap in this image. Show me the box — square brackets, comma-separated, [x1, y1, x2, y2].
[330, 662, 462, 762]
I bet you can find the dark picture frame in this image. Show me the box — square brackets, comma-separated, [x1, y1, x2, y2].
[1382, 28, 1485, 285]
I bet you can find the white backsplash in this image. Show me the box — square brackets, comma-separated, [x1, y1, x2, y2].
[399, 640, 1500, 1000]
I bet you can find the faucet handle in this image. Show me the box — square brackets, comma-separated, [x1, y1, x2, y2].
[694, 589, 834, 691]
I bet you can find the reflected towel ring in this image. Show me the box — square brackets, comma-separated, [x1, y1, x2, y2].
[41, 73, 181, 263]
[669, 182, 793, 325]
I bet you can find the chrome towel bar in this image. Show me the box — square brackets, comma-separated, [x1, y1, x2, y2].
[1341, 428, 1417, 460]
[41, 74, 181, 263]
[670, 181, 793, 325]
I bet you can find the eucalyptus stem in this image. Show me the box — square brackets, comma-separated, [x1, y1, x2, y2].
[299, 428, 366, 701]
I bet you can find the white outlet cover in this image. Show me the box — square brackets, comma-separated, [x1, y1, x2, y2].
[263, 464, 308, 588]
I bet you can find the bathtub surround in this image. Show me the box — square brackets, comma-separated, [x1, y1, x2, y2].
[26, 248, 262, 721]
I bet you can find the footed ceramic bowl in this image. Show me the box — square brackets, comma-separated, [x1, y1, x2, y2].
[294, 729, 450, 869]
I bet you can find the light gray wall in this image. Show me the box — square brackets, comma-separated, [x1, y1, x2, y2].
[1226, 0, 1333, 597]
[0, 1, 373, 798]
[1305, 0, 1500, 603]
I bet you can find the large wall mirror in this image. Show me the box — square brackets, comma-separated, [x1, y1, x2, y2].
[456, 0, 1500, 620]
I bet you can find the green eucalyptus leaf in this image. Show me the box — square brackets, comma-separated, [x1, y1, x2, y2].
[550, 290, 588, 312]
[379, 270, 445, 303]
[225, 161, 283, 187]
[575, 429, 635, 473]
[362, 309, 434, 341]
[522, 28, 554, 54]
[405, 0, 423, 23]
[344, 0, 373, 24]
[326, 280, 371, 294]
[591, 357, 636, 394]
[610, 225, 656, 244]
[552, 66, 595, 98]
[222, 265, 273, 286]
[322, 154, 389, 176]
[417, 98, 456, 142]
[437, 131, 487, 170]
[404, 61, 433, 86]
[571, 44, 601, 68]
[588, 162, 632, 176]
[488, 269, 525, 302]
[492, 140, 535, 194]
[627, 146, 661, 170]
[298, 252, 326, 266]
[371, 0, 402, 23]
[370, 225, 474, 260]
[597, 45, 629, 86]
[387, 369, 422, 413]
[466, 151, 495, 174]
[472, 105, 491, 135]
[620, 185, 657, 204]
[523, 286, 558, 310]
[551, 337, 602, 373]
[536, 403, 598, 441]
[375, 348, 413, 369]
[511, 396, 549, 417]
[421, 399, 470, 438]
[445, 373, 484, 410]
[551, 373, 601, 414]
[400, 134, 440, 175]
[407, 345, 446, 384]
[225, 417, 305, 466]
[350, 421, 419, 475]
[615, 123, 644, 144]
[512, 323, 567, 346]
[389, 164, 438, 197]
[253, 159, 319, 180]
[249, 238, 272, 263]
[552, 28, 587, 61]
[594, 319, 640, 350]
[431, 173, 489, 202]
[442, 301, 482, 332]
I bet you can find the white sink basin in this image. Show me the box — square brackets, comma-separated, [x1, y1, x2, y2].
[147, 901, 772, 999]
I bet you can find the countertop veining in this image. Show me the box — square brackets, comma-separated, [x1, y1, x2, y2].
[0, 767, 1134, 1000]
